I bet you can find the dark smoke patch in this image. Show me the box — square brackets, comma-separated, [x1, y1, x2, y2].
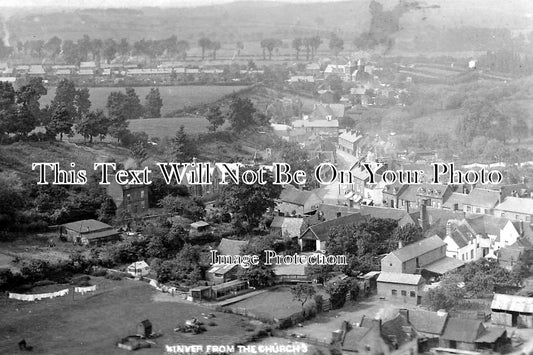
[354, 0, 439, 53]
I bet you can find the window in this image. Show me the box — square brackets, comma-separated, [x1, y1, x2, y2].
[389, 263, 393, 267]
[392, 290, 397, 296]
[140, 190, 145, 198]
[466, 206, 472, 212]
[410, 291, 416, 297]
[471, 250, 474, 259]
[526, 216, 530, 222]
[141, 201, 145, 209]
[127, 194, 131, 202]
[401, 290, 407, 296]
[475, 208, 481, 214]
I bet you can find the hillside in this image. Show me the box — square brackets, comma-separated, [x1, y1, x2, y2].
[2, 0, 532, 48]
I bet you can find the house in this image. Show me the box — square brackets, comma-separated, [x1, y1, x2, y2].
[127, 260, 150, 277]
[217, 238, 249, 256]
[338, 130, 363, 156]
[270, 216, 303, 239]
[323, 62, 355, 81]
[304, 203, 359, 226]
[415, 184, 453, 209]
[106, 179, 149, 216]
[443, 220, 490, 262]
[299, 213, 366, 251]
[442, 192, 469, 211]
[463, 188, 500, 215]
[382, 182, 408, 209]
[395, 309, 448, 349]
[28, 65, 45, 75]
[305, 63, 321, 75]
[206, 263, 239, 284]
[292, 119, 339, 140]
[376, 272, 425, 305]
[60, 219, 120, 246]
[465, 214, 522, 251]
[336, 318, 390, 355]
[398, 185, 419, 211]
[494, 196, 533, 222]
[348, 161, 388, 205]
[80, 61, 97, 69]
[491, 293, 533, 328]
[359, 205, 418, 228]
[381, 235, 464, 277]
[275, 186, 322, 217]
[310, 103, 345, 121]
[439, 318, 507, 352]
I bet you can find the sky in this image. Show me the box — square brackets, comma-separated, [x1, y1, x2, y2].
[0, 0, 346, 8]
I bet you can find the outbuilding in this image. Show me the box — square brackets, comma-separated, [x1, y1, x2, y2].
[491, 293, 533, 328]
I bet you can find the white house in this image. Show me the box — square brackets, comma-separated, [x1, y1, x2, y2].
[127, 260, 150, 277]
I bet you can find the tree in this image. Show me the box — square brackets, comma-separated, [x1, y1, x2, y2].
[106, 91, 130, 143]
[47, 105, 73, 141]
[144, 88, 163, 118]
[513, 118, 529, 144]
[177, 40, 190, 61]
[426, 273, 465, 311]
[198, 37, 212, 60]
[303, 38, 312, 60]
[211, 41, 221, 60]
[329, 33, 344, 58]
[260, 38, 282, 60]
[130, 142, 148, 165]
[292, 38, 303, 60]
[0, 172, 25, 230]
[51, 79, 78, 119]
[217, 169, 282, 229]
[97, 197, 116, 224]
[227, 96, 256, 133]
[44, 36, 62, 63]
[326, 279, 350, 309]
[389, 224, 424, 249]
[171, 125, 197, 162]
[159, 195, 205, 220]
[102, 38, 117, 63]
[309, 36, 322, 59]
[291, 284, 316, 311]
[74, 87, 91, 121]
[125, 88, 144, 120]
[205, 105, 224, 132]
[76, 109, 109, 143]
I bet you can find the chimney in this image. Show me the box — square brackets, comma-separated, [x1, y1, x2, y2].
[192, 157, 198, 165]
[398, 240, 403, 249]
[419, 199, 428, 231]
[446, 221, 453, 237]
[499, 186, 504, 204]
[405, 201, 410, 213]
[399, 309, 409, 322]
[520, 221, 524, 237]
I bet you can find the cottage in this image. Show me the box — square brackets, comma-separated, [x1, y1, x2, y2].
[127, 260, 150, 277]
[276, 186, 322, 217]
[491, 293, 533, 328]
[292, 119, 339, 140]
[270, 216, 303, 239]
[463, 188, 501, 215]
[495, 196, 533, 222]
[439, 318, 507, 352]
[376, 272, 425, 305]
[443, 220, 490, 262]
[206, 263, 239, 284]
[190, 221, 210, 234]
[382, 182, 408, 209]
[338, 130, 363, 156]
[442, 192, 469, 211]
[416, 184, 452, 209]
[396, 309, 448, 349]
[299, 213, 366, 251]
[60, 219, 120, 246]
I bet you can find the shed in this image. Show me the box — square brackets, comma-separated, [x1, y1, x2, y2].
[190, 221, 210, 233]
[491, 293, 533, 328]
[127, 261, 150, 277]
[136, 320, 152, 338]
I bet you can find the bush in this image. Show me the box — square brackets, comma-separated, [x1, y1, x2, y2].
[105, 272, 123, 281]
[70, 275, 91, 285]
[208, 321, 217, 327]
[91, 268, 107, 277]
[32, 279, 56, 287]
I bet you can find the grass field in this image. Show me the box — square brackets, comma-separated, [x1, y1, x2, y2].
[128, 116, 211, 138]
[0, 279, 259, 355]
[40, 85, 248, 116]
[225, 286, 311, 321]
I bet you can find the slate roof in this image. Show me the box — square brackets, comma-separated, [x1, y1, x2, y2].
[390, 235, 445, 262]
[405, 309, 448, 335]
[465, 215, 510, 236]
[496, 197, 533, 215]
[382, 314, 416, 348]
[398, 185, 419, 203]
[279, 187, 317, 206]
[416, 184, 450, 199]
[442, 192, 469, 210]
[217, 238, 249, 255]
[422, 256, 465, 275]
[440, 318, 484, 343]
[270, 217, 303, 238]
[339, 131, 363, 143]
[465, 188, 500, 209]
[491, 293, 533, 313]
[302, 213, 366, 241]
[377, 272, 423, 285]
[360, 206, 410, 221]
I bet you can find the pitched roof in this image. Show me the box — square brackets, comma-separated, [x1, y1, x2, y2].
[416, 184, 450, 199]
[62, 219, 113, 233]
[217, 238, 249, 255]
[382, 314, 416, 348]
[303, 213, 366, 241]
[339, 131, 363, 143]
[465, 188, 500, 209]
[207, 263, 238, 275]
[377, 272, 423, 285]
[442, 192, 469, 210]
[465, 215, 510, 236]
[405, 309, 448, 335]
[390, 235, 445, 262]
[279, 186, 317, 206]
[360, 206, 410, 221]
[496, 196, 533, 215]
[398, 185, 419, 203]
[441, 318, 484, 343]
[491, 293, 533, 313]
[292, 119, 339, 128]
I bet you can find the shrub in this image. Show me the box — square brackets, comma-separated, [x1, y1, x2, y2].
[105, 273, 123, 281]
[208, 321, 217, 327]
[91, 268, 107, 277]
[32, 279, 56, 287]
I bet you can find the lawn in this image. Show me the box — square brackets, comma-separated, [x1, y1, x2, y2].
[128, 116, 211, 138]
[40, 85, 248, 116]
[0, 279, 259, 355]
[225, 286, 311, 321]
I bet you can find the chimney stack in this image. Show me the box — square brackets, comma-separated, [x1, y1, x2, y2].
[520, 220, 524, 236]
[419, 199, 429, 231]
[398, 240, 403, 249]
[406, 201, 410, 213]
[372, 318, 382, 333]
[446, 221, 453, 237]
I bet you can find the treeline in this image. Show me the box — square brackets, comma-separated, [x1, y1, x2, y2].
[0, 78, 163, 145]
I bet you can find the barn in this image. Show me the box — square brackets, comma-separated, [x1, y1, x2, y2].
[491, 293, 533, 328]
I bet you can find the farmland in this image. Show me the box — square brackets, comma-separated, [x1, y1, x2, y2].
[0, 279, 261, 355]
[40, 85, 248, 116]
[128, 116, 211, 138]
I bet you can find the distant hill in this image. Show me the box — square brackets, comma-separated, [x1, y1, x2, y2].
[2, 0, 532, 47]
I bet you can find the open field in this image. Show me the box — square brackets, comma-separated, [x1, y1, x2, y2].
[0, 279, 261, 355]
[40, 85, 248, 116]
[225, 286, 312, 321]
[128, 116, 211, 138]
